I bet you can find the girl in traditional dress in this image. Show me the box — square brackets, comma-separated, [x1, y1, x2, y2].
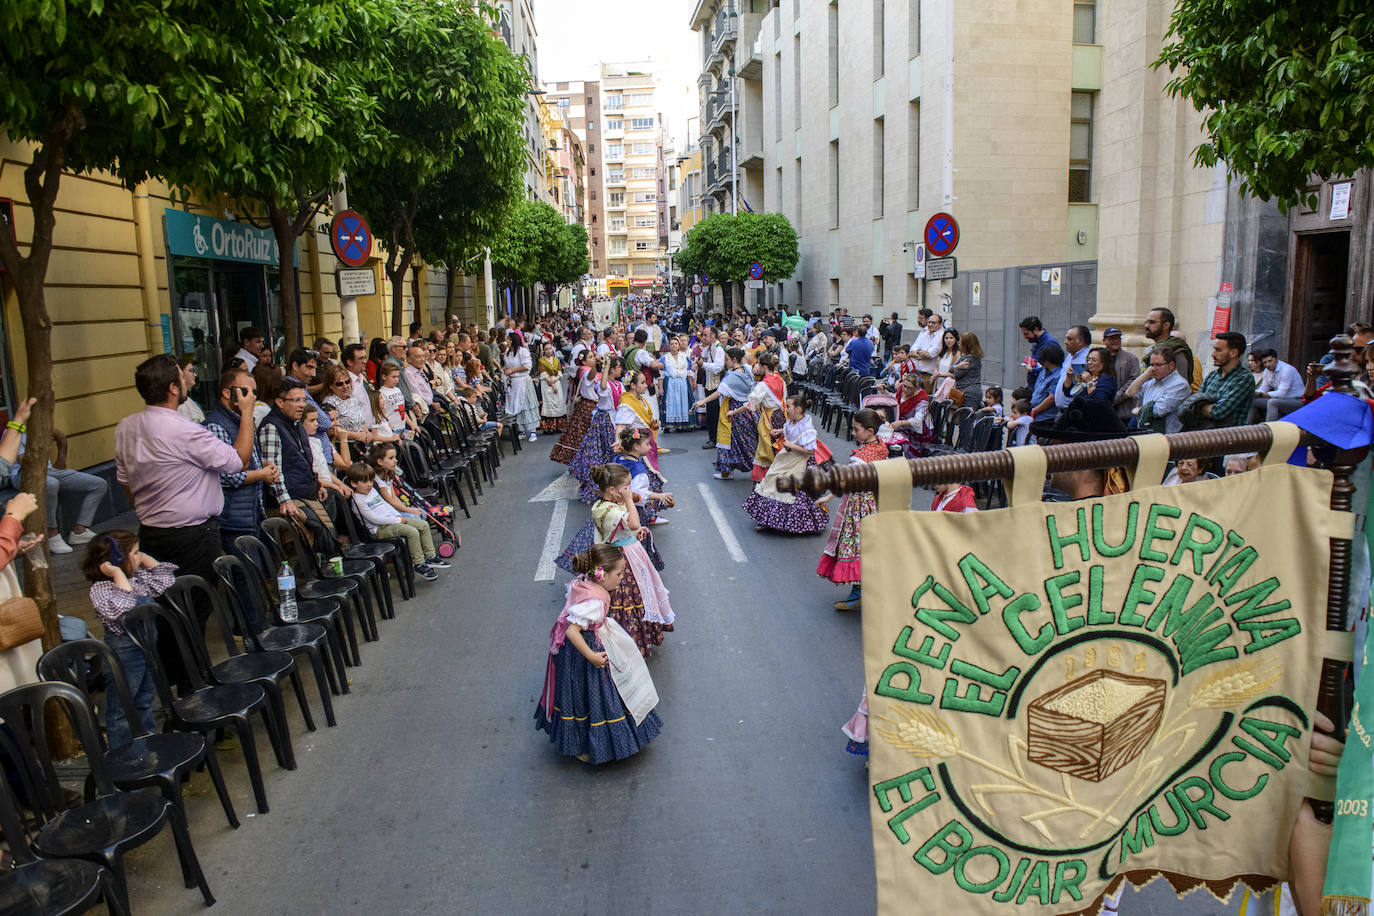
[503, 330, 541, 442]
[747, 354, 787, 482]
[537, 342, 567, 433]
[613, 371, 662, 474]
[817, 408, 889, 611]
[662, 337, 693, 433]
[569, 361, 624, 504]
[743, 394, 831, 535]
[589, 463, 674, 657]
[551, 350, 598, 465]
[557, 428, 672, 573]
[694, 347, 756, 480]
[536, 543, 662, 763]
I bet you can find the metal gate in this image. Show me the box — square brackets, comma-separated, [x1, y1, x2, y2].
[952, 260, 1098, 391]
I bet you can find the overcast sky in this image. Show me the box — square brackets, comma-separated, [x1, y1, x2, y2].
[533, 0, 701, 152]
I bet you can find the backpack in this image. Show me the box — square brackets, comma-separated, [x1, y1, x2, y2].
[622, 346, 641, 374]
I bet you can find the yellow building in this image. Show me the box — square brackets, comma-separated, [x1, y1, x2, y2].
[0, 134, 491, 476]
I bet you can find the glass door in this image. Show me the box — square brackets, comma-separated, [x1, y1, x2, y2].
[171, 257, 219, 408]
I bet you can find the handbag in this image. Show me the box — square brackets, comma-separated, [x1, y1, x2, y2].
[0, 597, 43, 651]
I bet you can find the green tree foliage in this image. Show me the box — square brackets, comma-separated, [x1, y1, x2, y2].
[1156, 0, 1374, 208]
[678, 212, 799, 283]
[0, 0, 296, 647]
[677, 212, 799, 310]
[350, 0, 527, 335]
[544, 223, 591, 289]
[150, 0, 396, 352]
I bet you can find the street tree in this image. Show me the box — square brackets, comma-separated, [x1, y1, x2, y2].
[677, 212, 799, 313]
[0, 0, 285, 646]
[413, 161, 521, 327]
[1156, 0, 1374, 208]
[351, 0, 527, 336]
[490, 200, 566, 313]
[147, 0, 397, 354]
[538, 222, 590, 311]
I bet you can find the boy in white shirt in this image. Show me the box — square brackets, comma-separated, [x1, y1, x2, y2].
[302, 405, 352, 501]
[345, 463, 440, 581]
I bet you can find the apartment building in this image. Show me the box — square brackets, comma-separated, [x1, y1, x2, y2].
[548, 64, 670, 294]
[495, 0, 551, 204]
[690, 1, 767, 220]
[686, 0, 1263, 387]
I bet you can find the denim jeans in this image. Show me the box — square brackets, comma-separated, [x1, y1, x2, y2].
[103, 630, 156, 749]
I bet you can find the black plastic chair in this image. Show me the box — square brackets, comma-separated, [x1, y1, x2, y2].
[121, 602, 277, 815]
[259, 517, 380, 647]
[0, 728, 130, 916]
[37, 639, 239, 830]
[214, 554, 339, 725]
[456, 400, 502, 478]
[417, 427, 479, 512]
[0, 682, 214, 911]
[444, 408, 496, 485]
[162, 575, 305, 766]
[236, 533, 359, 669]
[335, 498, 413, 606]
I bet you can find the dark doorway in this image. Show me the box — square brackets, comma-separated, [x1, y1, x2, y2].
[1289, 231, 1350, 367]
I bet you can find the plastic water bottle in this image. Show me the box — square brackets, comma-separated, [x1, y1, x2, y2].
[277, 562, 299, 623]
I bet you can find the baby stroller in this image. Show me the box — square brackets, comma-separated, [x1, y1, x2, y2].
[393, 473, 461, 559]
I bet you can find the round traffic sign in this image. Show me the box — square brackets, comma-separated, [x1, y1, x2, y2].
[691, 282, 703, 294]
[923, 212, 960, 257]
[748, 261, 763, 280]
[330, 210, 373, 267]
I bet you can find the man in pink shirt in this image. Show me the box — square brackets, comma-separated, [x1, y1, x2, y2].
[115, 353, 256, 582]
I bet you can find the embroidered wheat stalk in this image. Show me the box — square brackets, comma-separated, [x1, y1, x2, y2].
[1186, 658, 1283, 710]
[874, 705, 1116, 837]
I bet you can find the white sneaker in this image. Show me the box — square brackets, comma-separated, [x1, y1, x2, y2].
[67, 529, 96, 546]
[48, 534, 72, 554]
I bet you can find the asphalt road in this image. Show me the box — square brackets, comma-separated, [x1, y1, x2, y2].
[125, 425, 1251, 915]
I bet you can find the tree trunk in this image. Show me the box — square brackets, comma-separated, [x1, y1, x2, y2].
[445, 267, 458, 326]
[0, 112, 84, 758]
[267, 208, 302, 354]
[721, 282, 733, 315]
[387, 246, 414, 337]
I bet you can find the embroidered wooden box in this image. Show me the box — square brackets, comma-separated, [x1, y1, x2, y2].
[1027, 670, 1166, 782]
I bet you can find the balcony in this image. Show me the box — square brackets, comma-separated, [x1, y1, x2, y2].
[712, 12, 738, 55]
[607, 223, 628, 235]
[605, 197, 627, 210]
[605, 173, 626, 186]
[737, 31, 763, 80]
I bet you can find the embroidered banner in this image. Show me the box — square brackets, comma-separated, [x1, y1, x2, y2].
[859, 449, 1352, 915]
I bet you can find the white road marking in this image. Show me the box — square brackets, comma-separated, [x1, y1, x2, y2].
[696, 482, 748, 563]
[529, 474, 582, 502]
[534, 499, 569, 581]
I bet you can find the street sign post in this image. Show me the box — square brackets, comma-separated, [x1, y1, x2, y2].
[748, 262, 763, 280]
[923, 212, 960, 257]
[925, 256, 957, 280]
[691, 282, 703, 294]
[329, 209, 373, 268]
[912, 243, 926, 279]
[335, 268, 377, 298]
